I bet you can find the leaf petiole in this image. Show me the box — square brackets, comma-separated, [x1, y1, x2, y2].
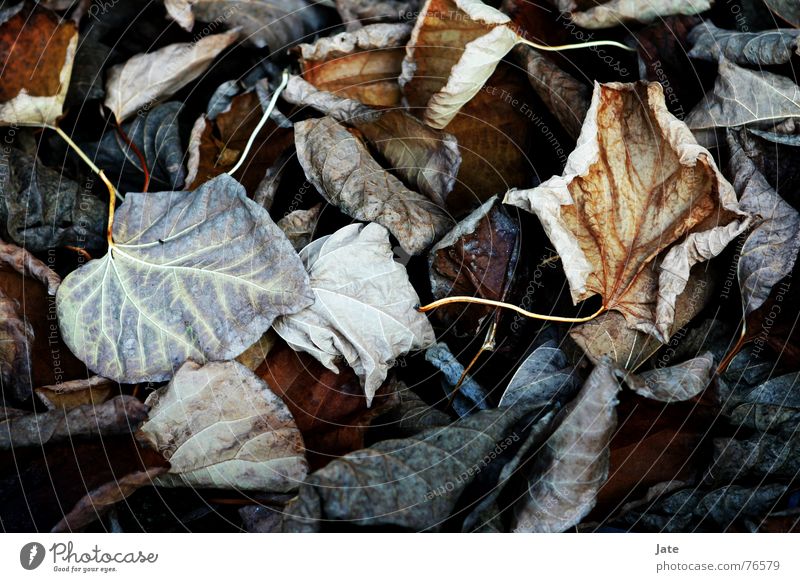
[418, 296, 605, 323]
[517, 37, 637, 53]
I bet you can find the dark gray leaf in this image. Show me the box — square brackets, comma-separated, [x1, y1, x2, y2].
[499, 341, 581, 410]
[425, 342, 489, 417]
[87, 102, 187, 193]
[706, 433, 800, 484]
[625, 353, 714, 403]
[725, 372, 800, 436]
[281, 406, 529, 532]
[56, 174, 313, 383]
[66, 37, 110, 105]
[0, 149, 106, 251]
[688, 22, 800, 66]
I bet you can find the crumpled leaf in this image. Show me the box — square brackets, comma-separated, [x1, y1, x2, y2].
[281, 405, 529, 532]
[284, 75, 461, 206]
[65, 37, 109, 106]
[188, 90, 294, 193]
[299, 23, 412, 107]
[335, 0, 419, 29]
[499, 341, 581, 409]
[624, 352, 714, 402]
[274, 223, 435, 405]
[378, 381, 452, 437]
[425, 342, 489, 416]
[277, 204, 321, 251]
[52, 467, 167, 532]
[0, 1, 77, 126]
[686, 58, 800, 139]
[512, 358, 622, 533]
[1, 241, 62, 400]
[764, 0, 800, 27]
[56, 173, 313, 383]
[505, 81, 750, 343]
[727, 130, 800, 317]
[139, 360, 308, 491]
[0, 395, 147, 449]
[87, 102, 187, 193]
[706, 433, 800, 484]
[565, 0, 712, 30]
[513, 44, 591, 140]
[35, 376, 115, 411]
[104, 30, 238, 123]
[293, 116, 452, 254]
[255, 341, 399, 469]
[400, 0, 521, 129]
[0, 148, 106, 251]
[688, 22, 800, 66]
[428, 196, 519, 336]
[165, 0, 328, 50]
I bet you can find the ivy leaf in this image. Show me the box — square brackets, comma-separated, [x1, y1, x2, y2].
[56, 174, 313, 383]
[274, 223, 435, 405]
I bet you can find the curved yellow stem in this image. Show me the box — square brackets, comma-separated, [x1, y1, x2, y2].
[518, 37, 637, 53]
[418, 296, 605, 323]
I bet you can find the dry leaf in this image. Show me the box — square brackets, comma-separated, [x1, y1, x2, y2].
[52, 467, 167, 532]
[513, 44, 591, 140]
[499, 341, 581, 409]
[686, 58, 800, 139]
[513, 358, 622, 532]
[284, 76, 461, 206]
[139, 360, 308, 491]
[277, 204, 322, 251]
[727, 130, 800, 317]
[274, 223, 436, 405]
[35, 376, 115, 411]
[505, 82, 750, 343]
[299, 23, 412, 107]
[0, 395, 148, 449]
[625, 352, 714, 402]
[335, 0, 419, 29]
[56, 174, 313, 384]
[688, 22, 800, 66]
[164, 0, 327, 50]
[294, 116, 452, 254]
[104, 30, 238, 123]
[567, 0, 712, 29]
[763, 0, 800, 28]
[0, 2, 77, 126]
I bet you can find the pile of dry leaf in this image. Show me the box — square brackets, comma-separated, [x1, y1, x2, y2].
[1, 0, 799, 533]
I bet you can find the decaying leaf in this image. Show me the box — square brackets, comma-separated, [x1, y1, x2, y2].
[513, 44, 591, 140]
[294, 116, 452, 254]
[727, 130, 800, 317]
[299, 23, 412, 107]
[87, 102, 187, 193]
[688, 22, 800, 66]
[505, 82, 750, 344]
[52, 467, 167, 532]
[274, 223, 435, 405]
[284, 76, 461, 206]
[566, 0, 712, 30]
[0, 148, 106, 251]
[335, 0, 419, 29]
[104, 30, 238, 123]
[139, 360, 308, 491]
[282, 405, 529, 532]
[686, 58, 800, 139]
[56, 174, 313, 383]
[0, 395, 148, 449]
[35, 376, 116, 411]
[499, 341, 581, 409]
[624, 352, 714, 402]
[512, 358, 622, 533]
[0, 2, 78, 126]
[164, 0, 328, 50]
[425, 342, 489, 416]
[706, 433, 800, 484]
[724, 371, 800, 437]
[428, 197, 520, 337]
[277, 204, 322, 251]
[764, 0, 800, 28]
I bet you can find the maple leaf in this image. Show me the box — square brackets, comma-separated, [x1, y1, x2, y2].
[505, 82, 750, 343]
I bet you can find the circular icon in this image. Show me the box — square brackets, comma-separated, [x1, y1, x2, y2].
[20, 542, 46, 570]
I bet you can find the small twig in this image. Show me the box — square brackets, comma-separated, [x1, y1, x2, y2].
[227, 69, 290, 177]
[64, 246, 92, 261]
[448, 320, 497, 408]
[418, 296, 605, 323]
[518, 37, 637, 53]
[716, 323, 749, 376]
